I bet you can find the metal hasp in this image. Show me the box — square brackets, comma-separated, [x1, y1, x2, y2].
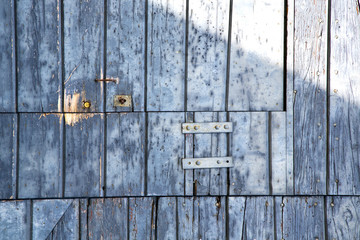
[114, 95, 132, 107]
[182, 157, 234, 169]
[182, 122, 233, 134]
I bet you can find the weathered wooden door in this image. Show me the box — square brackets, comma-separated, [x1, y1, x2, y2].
[1, 0, 360, 239]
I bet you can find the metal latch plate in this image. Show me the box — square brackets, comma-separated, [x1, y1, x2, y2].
[182, 122, 233, 134]
[182, 157, 234, 169]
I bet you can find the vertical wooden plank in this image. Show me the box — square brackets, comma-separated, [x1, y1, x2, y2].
[0, 114, 17, 199]
[157, 197, 177, 240]
[106, 0, 145, 112]
[147, 112, 184, 195]
[198, 197, 226, 239]
[0, 0, 15, 112]
[18, 114, 63, 198]
[274, 197, 284, 240]
[128, 197, 156, 240]
[46, 200, 80, 240]
[17, 0, 62, 112]
[243, 197, 275, 239]
[227, 197, 246, 240]
[32, 199, 73, 240]
[271, 112, 287, 195]
[79, 199, 88, 240]
[228, 0, 284, 111]
[184, 112, 194, 195]
[64, 114, 104, 197]
[106, 113, 145, 196]
[286, 0, 295, 195]
[281, 197, 325, 239]
[326, 197, 360, 240]
[0, 200, 31, 239]
[187, 0, 229, 111]
[88, 198, 128, 239]
[63, 0, 104, 112]
[177, 197, 198, 239]
[329, 0, 360, 195]
[294, 0, 327, 194]
[193, 112, 227, 195]
[229, 112, 269, 195]
[147, 0, 186, 111]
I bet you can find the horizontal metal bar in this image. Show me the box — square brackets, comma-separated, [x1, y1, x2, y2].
[182, 122, 233, 134]
[182, 157, 234, 169]
[95, 78, 117, 83]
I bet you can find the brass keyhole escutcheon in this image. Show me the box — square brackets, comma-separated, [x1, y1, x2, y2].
[114, 95, 132, 107]
[118, 97, 127, 104]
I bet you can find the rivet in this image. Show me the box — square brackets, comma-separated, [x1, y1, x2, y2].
[196, 160, 201, 166]
[188, 162, 191, 165]
[265, 201, 269, 207]
[335, 137, 339, 141]
[215, 202, 221, 207]
[186, 125, 191, 130]
[224, 125, 229, 129]
[318, 136, 322, 140]
[293, 90, 297, 94]
[317, 179, 320, 183]
[217, 160, 221, 164]
[317, 122, 321, 126]
[335, 35, 338, 39]
[281, 203, 285, 207]
[333, 123, 337, 127]
[232, 182, 235, 186]
[335, 19, 339, 23]
[183, 202, 186, 207]
[319, 19, 323, 23]
[330, 202, 335, 207]
[314, 202, 318, 206]
[334, 89, 338, 93]
[335, 179, 339, 183]
[214, 125, 220, 130]
[194, 125, 199, 130]
[334, 70, 339, 75]
[315, 237, 319, 240]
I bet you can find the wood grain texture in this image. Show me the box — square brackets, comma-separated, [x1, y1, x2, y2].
[147, 0, 186, 111]
[88, 198, 128, 239]
[286, 0, 295, 195]
[32, 199, 73, 240]
[228, 0, 284, 111]
[64, 114, 104, 197]
[227, 197, 246, 239]
[128, 197, 156, 240]
[46, 200, 80, 240]
[193, 112, 227, 195]
[184, 112, 194, 195]
[187, 0, 229, 111]
[281, 197, 325, 239]
[329, 0, 360, 195]
[229, 112, 269, 195]
[0, 0, 15, 112]
[106, 0, 145, 112]
[271, 112, 287, 195]
[147, 112, 184, 195]
[177, 197, 198, 239]
[63, 0, 104, 112]
[326, 197, 360, 240]
[18, 114, 63, 198]
[17, 0, 62, 112]
[243, 197, 275, 239]
[0, 200, 31, 239]
[106, 113, 145, 196]
[198, 197, 226, 239]
[294, 0, 327, 195]
[0, 114, 17, 199]
[157, 197, 177, 240]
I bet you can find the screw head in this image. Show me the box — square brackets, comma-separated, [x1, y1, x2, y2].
[224, 125, 229, 129]
[196, 160, 201, 166]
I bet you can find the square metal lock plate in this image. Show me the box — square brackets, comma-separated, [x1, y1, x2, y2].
[114, 95, 132, 107]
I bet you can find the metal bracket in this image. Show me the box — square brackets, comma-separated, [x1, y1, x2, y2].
[114, 95, 132, 107]
[182, 122, 233, 134]
[182, 157, 234, 169]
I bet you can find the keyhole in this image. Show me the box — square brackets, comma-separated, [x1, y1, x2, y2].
[118, 97, 127, 104]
